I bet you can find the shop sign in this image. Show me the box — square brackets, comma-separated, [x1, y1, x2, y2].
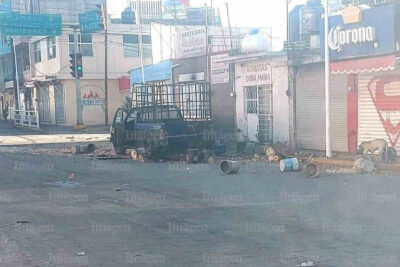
[321, 5, 395, 60]
[82, 86, 105, 106]
[175, 27, 206, 59]
[211, 53, 230, 84]
[241, 62, 272, 86]
[0, 13, 62, 36]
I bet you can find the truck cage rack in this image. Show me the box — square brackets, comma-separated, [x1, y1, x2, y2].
[131, 82, 212, 122]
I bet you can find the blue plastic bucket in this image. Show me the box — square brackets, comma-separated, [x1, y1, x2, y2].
[280, 158, 300, 172]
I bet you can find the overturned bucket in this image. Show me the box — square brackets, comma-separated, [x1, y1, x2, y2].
[280, 158, 300, 172]
[304, 163, 320, 178]
[220, 160, 240, 174]
[74, 143, 96, 154]
[354, 156, 375, 173]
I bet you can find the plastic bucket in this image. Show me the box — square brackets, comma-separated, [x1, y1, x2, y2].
[354, 156, 375, 173]
[304, 163, 320, 178]
[220, 160, 240, 174]
[280, 158, 300, 172]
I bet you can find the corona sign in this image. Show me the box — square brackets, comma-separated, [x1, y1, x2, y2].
[342, 5, 362, 24]
[321, 4, 394, 60]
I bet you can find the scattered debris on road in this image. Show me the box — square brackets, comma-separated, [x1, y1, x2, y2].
[76, 251, 86, 256]
[280, 158, 300, 172]
[304, 163, 320, 178]
[73, 144, 96, 154]
[220, 160, 240, 174]
[354, 156, 375, 173]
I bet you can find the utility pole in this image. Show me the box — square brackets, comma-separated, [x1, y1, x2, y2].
[205, 3, 210, 84]
[225, 3, 233, 51]
[324, 0, 332, 158]
[137, 0, 146, 84]
[286, 0, 289, 43]
[104, 0, 109, 125]
[11, 38, 21, 110]
[74, 27, 83, 126]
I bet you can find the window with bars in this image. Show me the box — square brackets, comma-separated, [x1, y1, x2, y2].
[69, 34, 93, 57]
[33, 41, 41, 63]
[47, 37, 56, 59]
[246, 86, 258, 114]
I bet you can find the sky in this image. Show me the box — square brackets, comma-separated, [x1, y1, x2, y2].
[109, 0, 309, 50]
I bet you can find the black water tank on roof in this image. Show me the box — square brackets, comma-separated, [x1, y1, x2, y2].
[300, 0, 323, 41]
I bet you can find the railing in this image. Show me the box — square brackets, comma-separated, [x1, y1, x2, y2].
[13, 109, 40, 129]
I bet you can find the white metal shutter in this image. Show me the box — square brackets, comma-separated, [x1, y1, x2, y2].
[358, 72, 400, 153]
[296, 63, 348, 152]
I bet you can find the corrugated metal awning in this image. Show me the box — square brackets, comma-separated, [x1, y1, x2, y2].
[130, 60, 172, 84]
[331, 55, 396, 75]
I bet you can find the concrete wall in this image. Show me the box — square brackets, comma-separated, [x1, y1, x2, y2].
[63, 79, 129, 126]
[235, 56, 289, 144]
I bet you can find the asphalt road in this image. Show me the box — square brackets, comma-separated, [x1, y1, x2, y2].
[0, 148, 399, 266]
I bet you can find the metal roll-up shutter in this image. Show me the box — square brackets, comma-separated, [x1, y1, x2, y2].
[296, 63, 348, 152]
[358, 72, 400, 153]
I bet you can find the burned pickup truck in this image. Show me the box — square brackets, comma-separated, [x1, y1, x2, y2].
[110, 82, 213, 159]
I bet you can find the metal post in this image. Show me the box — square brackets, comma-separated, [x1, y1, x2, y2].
[137, 0, 146, 84]
[104, 0, 109, 125]
[225, 3, 233, 51]
[74, 28, 83, 125]
[324, 0, 332, 158]
[205, 3, 212, 87]
[286, 0, 289, 43]
[12, 38, 21, 110]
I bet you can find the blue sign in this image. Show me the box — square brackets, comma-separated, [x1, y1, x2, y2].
[0, 13, 62, 36]
[320, 5, 395, 60]
[79, 10, 103, 33]
[0, 0, 11, 13]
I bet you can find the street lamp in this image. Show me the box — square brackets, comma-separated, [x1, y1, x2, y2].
[324, 0, 332, 158]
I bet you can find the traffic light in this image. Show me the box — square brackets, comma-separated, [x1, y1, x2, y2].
[95, 3, 107, 30]
[76, 53, 83, 78]
[69, 53, 83, 78]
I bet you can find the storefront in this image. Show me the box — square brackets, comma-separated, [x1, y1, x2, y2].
[295, 63, 348, 152]
[233, 53, 289, 145]
[33, 78, 128, 126]
[295, 4, 398, 153]
[326, 4, 398, 153]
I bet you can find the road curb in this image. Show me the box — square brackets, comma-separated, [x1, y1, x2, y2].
[309, 157, 400, 172]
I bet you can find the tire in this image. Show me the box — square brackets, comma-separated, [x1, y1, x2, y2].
[113, 144, 126, 155]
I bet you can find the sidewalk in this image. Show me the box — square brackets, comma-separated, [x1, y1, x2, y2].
[0, 119, 110, 146]
[0, 119, 109, 136]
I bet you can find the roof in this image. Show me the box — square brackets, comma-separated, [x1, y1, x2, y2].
[214, 51, 287, 64]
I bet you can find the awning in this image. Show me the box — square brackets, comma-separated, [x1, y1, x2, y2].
[130, 60, 172, 84]
[330, 55, 396, 75]
[119, 76, 130, 92]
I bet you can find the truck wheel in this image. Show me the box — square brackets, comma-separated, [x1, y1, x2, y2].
[113, 145, 126, 155]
